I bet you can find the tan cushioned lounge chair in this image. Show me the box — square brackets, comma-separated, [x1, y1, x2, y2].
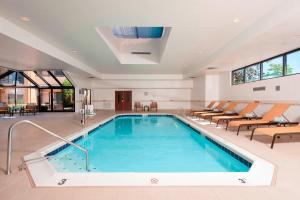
[250, 123, 300, 148]
[190, 101, 216, 115]
[212, 101, 260, 127]
[199, 101, 239, 120]
[227, 103, 290, 135]
[193, 101, 227, 115]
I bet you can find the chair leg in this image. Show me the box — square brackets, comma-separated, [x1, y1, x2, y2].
[237, 125, 241, 135]
[226, 120, 229, 130]
[271, 134, 278, 149]
[216, 119, 220, 127]
[250, 128, 256, 140]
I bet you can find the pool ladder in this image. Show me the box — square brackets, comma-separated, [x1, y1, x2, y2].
[6, 120, 90, 175]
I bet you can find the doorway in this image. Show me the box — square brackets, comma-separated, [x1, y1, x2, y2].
[115, 91, 132, 111]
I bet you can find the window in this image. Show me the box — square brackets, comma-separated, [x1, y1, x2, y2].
[50, 70, 72, 86]
[16, 88, 38, 105]
[245, 64, 260, 82]
[0, 67, 75, 112]
[232, 48, 300, 85]
[0, 88, 15, 106]
[8, 93, 15, 105]
[16, 72, 34, 87]
[262, 56, 283, 80]
[112, 27, 164, 39]
[36, 71, 60, 86]
[0, 72, 16, 86]
[63, 89, 75, 111]
[286, 50, 300, 75]
[232, 69, 245, 85]
[23, 71, 48, 87]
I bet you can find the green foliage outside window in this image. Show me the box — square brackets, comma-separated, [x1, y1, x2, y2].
[232, 69, 244, 85]
[63, 79, 74, 108]
[245, 64, 260, 82]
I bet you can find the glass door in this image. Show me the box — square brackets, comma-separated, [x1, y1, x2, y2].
[53, 89, 63, 111]
[40, 89, 51, 111]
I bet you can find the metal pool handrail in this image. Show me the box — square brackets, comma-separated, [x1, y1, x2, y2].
[6, 120, 89, 175]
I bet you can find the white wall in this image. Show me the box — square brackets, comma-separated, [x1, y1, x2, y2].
[205, 74, 220, 101]
[69, 69, 300, 121]
[219, 71, 300, 121]
[191, 75, 205, 109]
[190, 74, 220, 109]
[91, 79, 193, 110]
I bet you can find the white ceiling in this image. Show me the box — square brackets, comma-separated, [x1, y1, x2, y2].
[0, 0, 300, 78]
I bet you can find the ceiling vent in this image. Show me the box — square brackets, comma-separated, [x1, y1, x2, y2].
[253, 86, 266, 92]
[207, 67, 217, 70]
[131, 52, 151, 55]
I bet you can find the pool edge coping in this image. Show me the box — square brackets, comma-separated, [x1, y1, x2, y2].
[23, 113, 275, 187]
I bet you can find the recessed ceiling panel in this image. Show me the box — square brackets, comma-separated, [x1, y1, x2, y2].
[96, 26, 171, 64]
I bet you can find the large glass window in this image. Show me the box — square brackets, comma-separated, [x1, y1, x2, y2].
[286, 50, 300, 75]
[40, 89, 52, 111]
[0, 72, 16, 86]
[0, 88, 15, 106]
[16, 72, 34, 87]
[37, 71, 60, 86]
[50, 70, 72, 86]
[63, 89, 75, 111]
[262, 56, 283, 80]
[245, 64, 260, 82]
[232, 69, 245, 85]
[0, 67, 75, 112]
[16, 88, 38, 105]
[24, 71, 48, 87]
[232, 48, 300, 85]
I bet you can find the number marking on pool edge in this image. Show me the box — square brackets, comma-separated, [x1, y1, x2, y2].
[151, 178, 159, 184]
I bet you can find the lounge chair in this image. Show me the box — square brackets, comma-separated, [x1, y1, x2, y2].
[0, 103, 9, 116]
[198, 101, 239, 122]
[250, 123, 300, 148]
[150, 102, 158, 112]
[227, 103, 291, 135]
[134, 102, 143, 112]
[20, 104, 37, 116]
[212, 101, 260, 128]
[190, 101, 216, 115]
[193, 101, 227, 115]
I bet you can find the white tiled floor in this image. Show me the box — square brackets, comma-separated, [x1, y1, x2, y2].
[1, 110, 300, 200]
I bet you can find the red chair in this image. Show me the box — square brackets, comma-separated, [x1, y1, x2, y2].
[150, 102, 158, 112]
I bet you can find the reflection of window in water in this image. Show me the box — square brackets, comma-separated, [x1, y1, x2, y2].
[115, 118, 132, 135]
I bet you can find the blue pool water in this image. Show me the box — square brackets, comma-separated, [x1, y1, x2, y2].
[48, 115, 251, 172]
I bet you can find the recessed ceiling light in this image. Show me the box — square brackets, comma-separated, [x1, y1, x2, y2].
[20, 16, 30, 22]
[233, 18, 240, 23]
[71, 50, 78, 53]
